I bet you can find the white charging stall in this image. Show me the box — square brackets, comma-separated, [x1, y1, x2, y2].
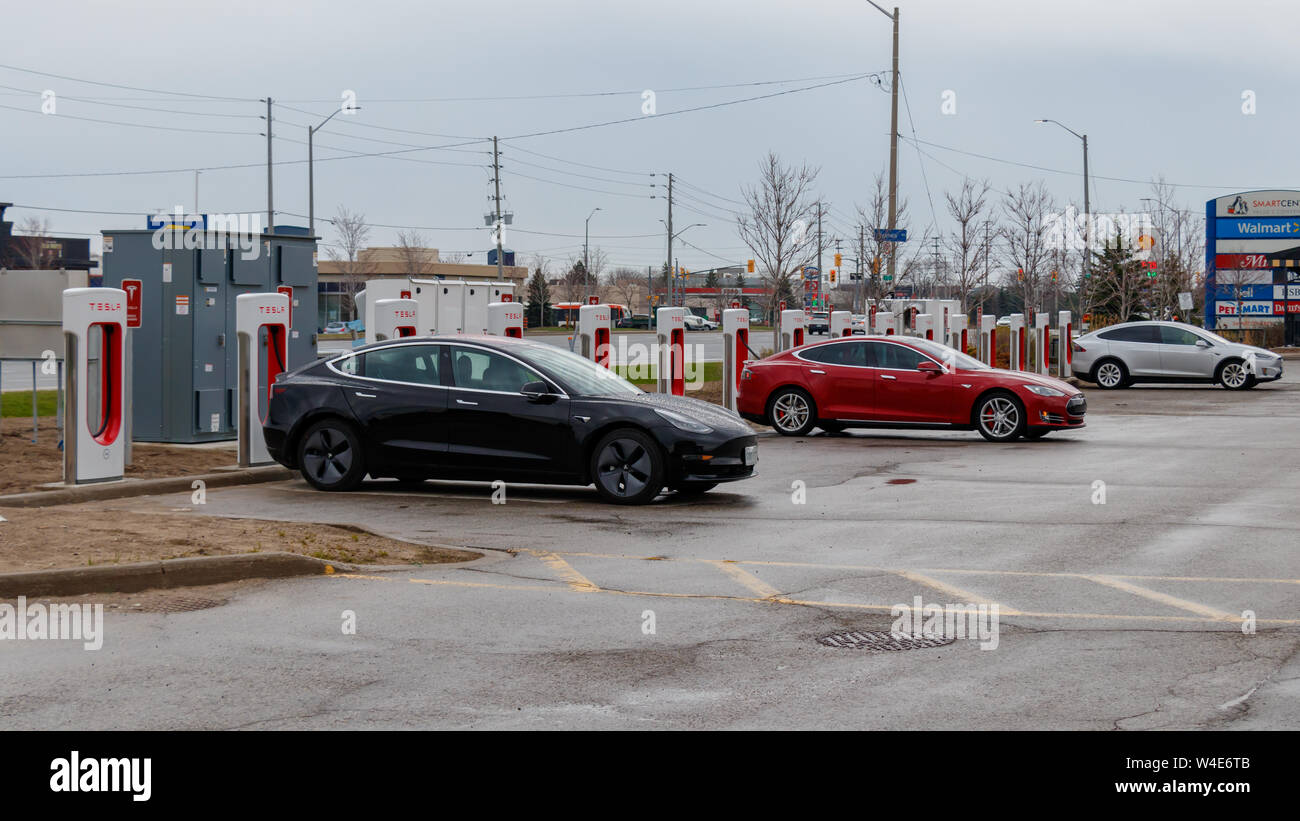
[409, 278, 439, 335]
[437, 280, 468, 334]
[462, 281, 490, 335]
[487, 302, 524, 338]
[722, 308, 750, 412]
[489, 281, 515, 304]
[236, 291, 289, 468]
[656, 307, 688, 395]
[1033, 312, 1050, 374]
[362, 279, 411, 344]
[1058, 311, 1073, 378]
[779, 309, 805, 351]
[62, 288, 127, 484]
[949, 314, 968, 353]
[578, 303, 613, 367]
[1007, 313, 1026, 370]
[873, 310, 895, 335]
[829, 310, 852, 337]
[374, 298, 419, 341]
[979, 315, 997, 365]
[914, 313, 935, 341]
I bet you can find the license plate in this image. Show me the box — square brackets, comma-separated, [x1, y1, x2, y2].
[743, 445, 758, 466]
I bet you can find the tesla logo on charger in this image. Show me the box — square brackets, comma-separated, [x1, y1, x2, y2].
[392, 310, 416, 318]
[257, 306, 286, 315]
[87, 302, 122, 312]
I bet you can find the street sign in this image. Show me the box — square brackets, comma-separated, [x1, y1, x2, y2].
[802, 266, 820, 280]
[874, 229, 908, 243]
[1178, 292, 1194, 311]
[122, 279, 142, 328]
[882, 274, 894, 282]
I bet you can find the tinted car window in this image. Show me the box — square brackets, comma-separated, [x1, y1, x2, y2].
[450, 347, 543, 393]
[801, 342, 865, 366]
[866, 341, 930, 370]
[1160, 326, 1203, 346]
[360, 344, 441, 386]
[1098, 325, 1159, 343]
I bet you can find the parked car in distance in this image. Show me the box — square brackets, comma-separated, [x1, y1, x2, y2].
[1071, 320, 1283, 390]
[683, 314, 719, 331]
[323, 321, 348, 334]
[265, 336, 758, 504]
[616, 314, 651, 329]
[737, 335, 1086, 442]
[808, 311, 830, 334]
[850, 314, 867, 335]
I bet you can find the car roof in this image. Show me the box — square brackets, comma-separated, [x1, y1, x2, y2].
[340, 334, 551, 355]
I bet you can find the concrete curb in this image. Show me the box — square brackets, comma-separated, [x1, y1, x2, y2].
[0, 552, 356, 598]
[0, 465, 293, 509]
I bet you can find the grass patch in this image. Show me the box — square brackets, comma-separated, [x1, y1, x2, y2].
[614, 361, 722, 385]
[1, 389, 58, 418]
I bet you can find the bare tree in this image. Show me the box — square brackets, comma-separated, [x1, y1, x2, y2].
[854, 171, 912, 310]
[438, 250, 467, 264]
[395, 229, 436, 278]
[560, 257, 587, 304]
[607, 266, 646, 312]
[325, 207, 373, 320]
[944, 178, 992, 314]
[1000, 181, 1056, 312]
[585, 246, 609, 289]
[737, 152, 820, 319]
[11, 217, 53, 268]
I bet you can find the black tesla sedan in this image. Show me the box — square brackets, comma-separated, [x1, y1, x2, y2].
[263, 336, 758, 504]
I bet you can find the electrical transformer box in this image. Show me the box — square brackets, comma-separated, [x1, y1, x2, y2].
[99, 228, 317, 443]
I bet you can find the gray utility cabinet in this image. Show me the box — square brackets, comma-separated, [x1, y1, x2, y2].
[100, 229, 317, 443]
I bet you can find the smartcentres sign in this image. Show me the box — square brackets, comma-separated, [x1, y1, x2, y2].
[1205, 190, 1300, 328]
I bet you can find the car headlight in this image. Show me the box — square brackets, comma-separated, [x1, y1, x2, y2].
[1023, 384, 1065, 397]
[654, 408, 714, 433]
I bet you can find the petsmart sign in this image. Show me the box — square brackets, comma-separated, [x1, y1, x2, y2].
[1205, 190, 1300, 328]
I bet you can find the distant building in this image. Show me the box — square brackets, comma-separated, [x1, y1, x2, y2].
[0, 203, 95, 270]
[316, 246, 528, 326]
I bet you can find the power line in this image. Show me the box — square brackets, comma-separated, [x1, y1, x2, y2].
[0, 83, 260, 119]
[0, 101, 256, 136]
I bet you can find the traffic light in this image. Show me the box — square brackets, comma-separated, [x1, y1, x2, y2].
[834, 253, 842, 267]
[871, 257, 881, 275]
[1017, 268, 1024, 282]
[1051, 270, 1059, 282]
[747, 259, 755, 273]
[829, 269, 837, 285]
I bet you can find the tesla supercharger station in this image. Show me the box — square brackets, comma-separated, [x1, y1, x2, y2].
[1058, 311, 1072, 377]
[409, 278, 439, 335]
[980, 315, 996, 365]
[62, 288, 127, 485]
[463, 281, 490, 335]
[873, 310, 895, 335]
[1007, 313, 1026, 370]
[487, 302, 523, 338]
[374, 298, 419, 341]
[362, 279, 410, 344]
[949, 314, 968, 353]
[914, 313, 935, 340]
[722, 308, 750, 412]
[578, 303, 613, 367]
[779, 309, 805, 351]
[1033, 312, 1050, 374]
[235, 291, 289, 468]
[829, 310, 852, 337]
[437, 280, 468, 334]
[656, 307, 687, 395]
[489, 281, 515, 304]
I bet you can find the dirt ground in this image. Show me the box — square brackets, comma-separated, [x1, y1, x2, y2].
[0, 417, 239, 496]
[0, 503, 480, 574]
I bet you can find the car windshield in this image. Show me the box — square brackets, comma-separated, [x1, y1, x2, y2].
[521, 344, 644, 397]
[907, 338, 991, 370]
[1194, 328, 1235, 345]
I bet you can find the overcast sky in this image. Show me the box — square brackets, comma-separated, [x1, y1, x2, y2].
[3, 0, 1297, 274]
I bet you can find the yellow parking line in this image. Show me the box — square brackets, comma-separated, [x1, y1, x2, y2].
[1082, 575, 1239, 621]
[706, 560, 782, 599]
[528, 550, 600, 593]
[892, 569, 1019, 613]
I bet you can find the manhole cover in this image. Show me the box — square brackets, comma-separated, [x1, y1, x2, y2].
[127, 596, 227, 614]
[818, 631, 954, 651]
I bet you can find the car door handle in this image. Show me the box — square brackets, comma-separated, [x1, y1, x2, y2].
[809, 369, 826, 374]
[456, 399, 478, 406]
[354, 391, 377, 398]
[880, 374, 897, 380]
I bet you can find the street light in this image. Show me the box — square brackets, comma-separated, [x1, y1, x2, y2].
[584, 207, 602, 298]
[865, 1, 901, 283]
[659, 221, 704, 306]
[309, 105, 361, 238]
[1035, 118, 1089, 317]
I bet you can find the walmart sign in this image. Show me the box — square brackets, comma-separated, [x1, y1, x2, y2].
[1215, 218, 1300, 239]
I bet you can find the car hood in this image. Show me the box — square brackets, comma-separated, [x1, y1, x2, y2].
[970, 368, 1080, 394]
[1232, 343, 1281, 359]
[618, 392, 754, 436]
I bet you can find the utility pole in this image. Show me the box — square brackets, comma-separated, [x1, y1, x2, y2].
[665, 172, 674, 313]
[492, 136, 504, 280]
[816, 202, 823, 310]
[265, 97, 274, 234]
[859, 225, 867, 313]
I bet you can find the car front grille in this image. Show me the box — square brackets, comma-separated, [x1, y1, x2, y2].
[1067, 395, 1087, 416]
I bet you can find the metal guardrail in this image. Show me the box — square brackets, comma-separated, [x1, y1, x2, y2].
[0, 356, 64, 444]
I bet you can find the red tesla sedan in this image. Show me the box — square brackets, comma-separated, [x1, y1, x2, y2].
[737, 336, 1086, 442]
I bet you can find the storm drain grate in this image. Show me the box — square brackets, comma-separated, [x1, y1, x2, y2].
[818, 630, 955, 651]
[125, 596, 227, 614]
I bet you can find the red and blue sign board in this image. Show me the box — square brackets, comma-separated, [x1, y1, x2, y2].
[1205, 191, 1300, 329]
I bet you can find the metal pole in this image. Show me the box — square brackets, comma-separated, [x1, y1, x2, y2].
[31, 360, 37, 443]
[1082, 133, 1090, 320]
[308, 125, 315, 237]
[666, 173, 674, 314]
[266, 97, 274, 234]
[493, 136, 504, 280]
[124, 330, 132, 465]
[886, 7, 900, 283]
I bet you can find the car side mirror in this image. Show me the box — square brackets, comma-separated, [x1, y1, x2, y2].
[916, 360, 944, 375]
[1195, 339, 1211, 348]
[521, 381, 558, 402]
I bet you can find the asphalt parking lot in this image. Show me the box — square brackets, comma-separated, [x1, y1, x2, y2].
[4, 374, 1298, 730]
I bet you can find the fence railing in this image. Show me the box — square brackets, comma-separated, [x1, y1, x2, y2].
[0, 356, 64, 444]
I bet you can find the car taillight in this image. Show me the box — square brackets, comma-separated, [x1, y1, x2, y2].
[1071, 342, 1086, 353]
[741, 369, 753, 380]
